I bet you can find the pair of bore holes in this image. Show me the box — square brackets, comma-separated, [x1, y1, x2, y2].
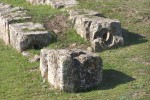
[94, 30, 113, 46]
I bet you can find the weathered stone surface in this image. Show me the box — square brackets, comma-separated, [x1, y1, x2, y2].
[40, 49, 103, 92]
[26, 0, 78, 9]
[69, 10, 124, 52]
[9, 22, 51, 52]
[0, 4, 31, 45]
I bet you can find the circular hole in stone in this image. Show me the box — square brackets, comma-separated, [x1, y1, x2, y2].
[102, 32, 113, 46]
[94, 28, 114, 46]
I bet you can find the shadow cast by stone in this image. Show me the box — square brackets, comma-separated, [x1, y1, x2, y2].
[122, 29, 148, 46]
[99, 69, 135, 90]
[77, 69, 135, 93]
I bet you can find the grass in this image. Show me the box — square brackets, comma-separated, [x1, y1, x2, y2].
[0, 0, 150, 100]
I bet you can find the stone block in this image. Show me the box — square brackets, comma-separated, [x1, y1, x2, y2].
[69, 10, 124, 52]
[26, 0, 78, 9]
[0, 4, 31, 45]
[40, 49, 103, 92]
[9, 22, 51, 52]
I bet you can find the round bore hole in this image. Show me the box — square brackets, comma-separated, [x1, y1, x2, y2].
[102, 32, 113, 46]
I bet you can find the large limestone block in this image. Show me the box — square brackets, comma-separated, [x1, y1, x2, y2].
[0, 4, 31, 45]
[9, 22, 51, 52]
[40, 49, 103, 92]
[69, 10, 124, 52]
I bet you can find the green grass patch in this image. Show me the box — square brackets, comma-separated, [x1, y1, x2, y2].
[48, 29, 89, 49]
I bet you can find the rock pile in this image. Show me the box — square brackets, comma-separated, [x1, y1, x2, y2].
[40, 49, 103, 92]
[0, 3, 51, 52]
[69, 10, 124, 52]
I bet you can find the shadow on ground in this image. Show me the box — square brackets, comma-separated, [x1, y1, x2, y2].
[98, 69, 135, 90]
[122, 29, 148, 46]
[79, 69, 135, 93]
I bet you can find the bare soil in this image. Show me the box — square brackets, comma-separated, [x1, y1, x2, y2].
[44, 14, 71, 36]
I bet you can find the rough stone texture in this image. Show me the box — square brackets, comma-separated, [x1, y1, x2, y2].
[26, 0, 78, 9]
[69, 10, 124, 52]
[0, 3, 31, 45]
[40, 49, 103, 92]
[9, 22, 51, 52]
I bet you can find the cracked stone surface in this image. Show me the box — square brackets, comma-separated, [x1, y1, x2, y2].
[40, 49, 103, 92]
[69, 10, 124, 52]
[9, 22, 51, 52]
[26, 0, 78, 9]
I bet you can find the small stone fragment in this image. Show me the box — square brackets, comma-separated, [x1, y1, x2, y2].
[29, 55, 40, 62]
[21, 51, 31, 57]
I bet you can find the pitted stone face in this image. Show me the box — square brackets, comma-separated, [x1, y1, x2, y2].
[69, 10, 124, 52]
[40, 49, 103, 92]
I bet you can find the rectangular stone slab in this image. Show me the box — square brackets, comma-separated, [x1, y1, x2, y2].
[9, 22, 51, 52]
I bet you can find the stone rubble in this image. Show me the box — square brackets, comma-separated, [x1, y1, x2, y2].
[26, 0, 78, 9]
[69, 9, 124, 52]
[0, 3, 51, 52]
[40, 49, 103, 92]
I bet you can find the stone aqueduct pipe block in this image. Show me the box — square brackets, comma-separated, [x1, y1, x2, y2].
[40, 49, 103, 92]
[9, 22, 51, 52]
[70, 10, 124, 52]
